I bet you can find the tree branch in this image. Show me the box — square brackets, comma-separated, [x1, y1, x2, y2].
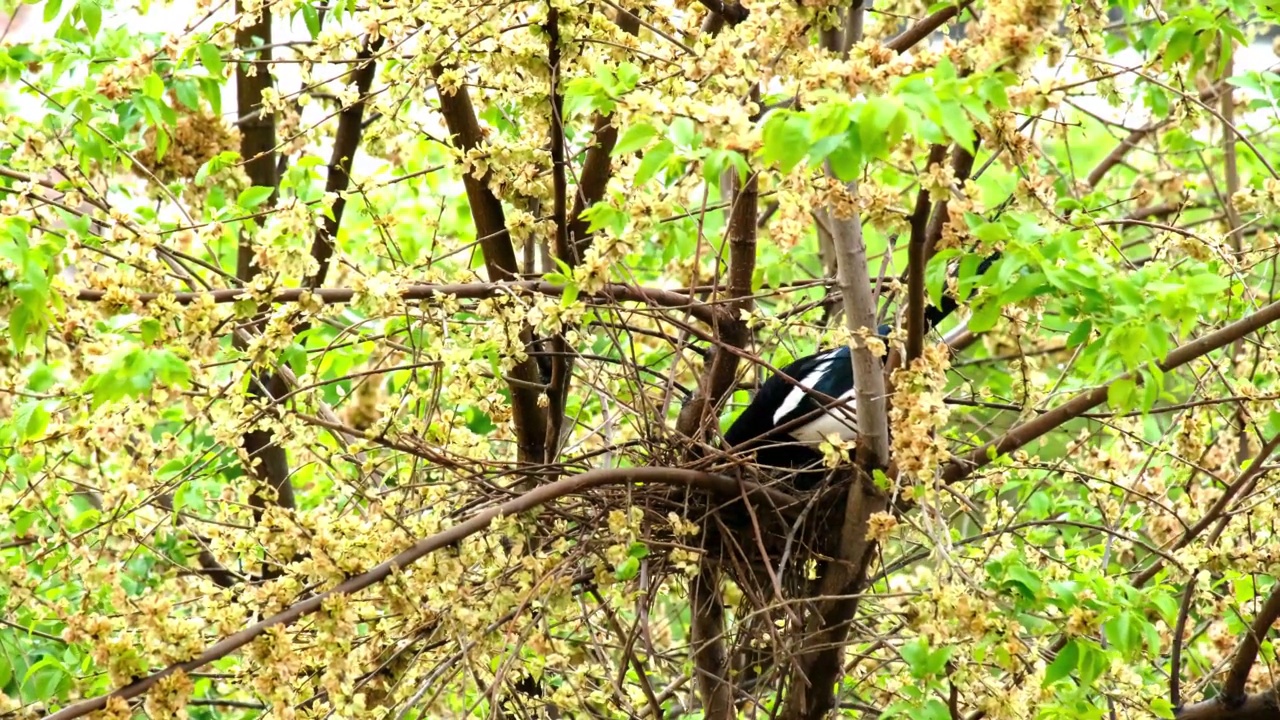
[234, 0, 293, 526]
[885, 0, 974, 54]
[1222, 582, 1280, 705]
[434, 70, 554, 463]
[543, 4, 573, 461]
[830, 203, 889, 465]
[1176, 687, 1280, 720]
[74, 280, 731, 326]
[941, 295, 1280, 485]
[675, 123, 758, 720]
[906, 144, 949, 363]
[42, 467, 798, 720]
[306, 35, 384, 288]
[783, 470, 888, 720]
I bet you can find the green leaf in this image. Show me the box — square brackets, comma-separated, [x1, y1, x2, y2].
[938, 101, 975, 151]
[197, 42, 224, 76]
[613, 122, 659, 156]
[760, 111, 810, 173]
[859, 96, 903, 158]
[27, 363, 56, 392]
[195, 150, 241, 185]
[1066, 320, 1092, 348]
[968, 300, 1001, 333]
[614, 62, 641, 93]
[15, 401, 50, 440]
[1108, 377, 1136, 410]
[282, 343, 308, 376]
[907, 699, 950, 720]
[237, 185, 275, 209]
[300, 3, 321, 38]
[44, 0, 64, 24]
[1151, 698, 1176, 719]
[77, 0, 100, 35]
[899, 636, 952, 678]
[826, 137, 861, 181]
[633, 140, 674, 186]
[560, 282, 580, 309]
[143, 72, 165, 100]
[1189, 272, 1230, 295]
[614, 556, 640, 581]
[1077, 640, 1108, 685]
[139, 317, 162, 344]
[1043, 639, 1078, 685]
[1104, 611, 1142, 656]
[669, 117, 696, 148]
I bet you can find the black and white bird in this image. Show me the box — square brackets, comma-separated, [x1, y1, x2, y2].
[723, 254, 997, 482]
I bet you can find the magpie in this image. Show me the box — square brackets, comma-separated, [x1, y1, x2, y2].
[723, 253, 997, 482]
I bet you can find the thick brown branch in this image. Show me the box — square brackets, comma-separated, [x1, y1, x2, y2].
[695, 0, 748, 26]
[568, 9, 639, 254]
[73, 280, 730, 326]
[783, 6, 885, 709]
[1177, 688, 1280, 720]
[432, 69, 521, 281]
[828, 205, 888, 464]
[885, 0, 974, 54]
[543, 5, 574, 462]
[42, 467, 798, 720]
[544, 10, 639, 461]
[906, 144, 949, 362]
[783, 471, 888, 720]
[675, 133, 758, 720]
[433, 68, 549, 464]
[306, 35, 383, 287]
[690, 562, 733, 719]
[234, 0, 292, 523]
[674, 168, 758, 439]
[941, 296, 1280, 485]
[234, 2, 278, 269]
[1223, 583, 1280, 704]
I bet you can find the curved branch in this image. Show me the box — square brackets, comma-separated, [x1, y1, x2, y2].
[42, 467, 798, 720]
[1177, 687, 1280, 720]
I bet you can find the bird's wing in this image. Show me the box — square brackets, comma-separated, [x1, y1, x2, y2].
[724, 346, 857, 446]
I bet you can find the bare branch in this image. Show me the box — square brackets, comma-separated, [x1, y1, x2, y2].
[829, 202, 889, 464]
[690, 563, 733, 720]
[674, 168, 758, 437]
[675, 110, 758, 720]
[412, 70, 546, 463]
